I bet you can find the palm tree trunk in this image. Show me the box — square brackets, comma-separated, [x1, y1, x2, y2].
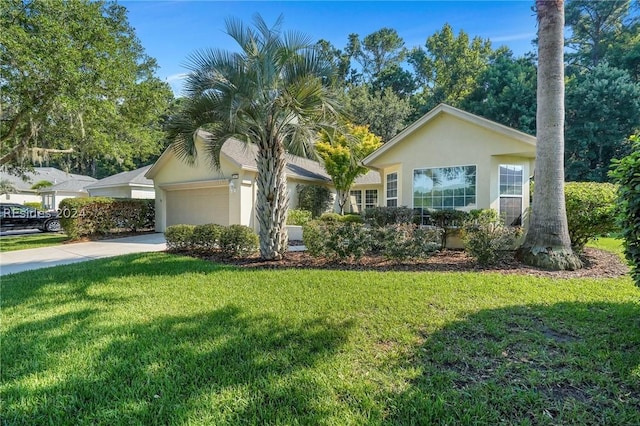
[255, 138, 289, 260]
[517, 0, 582, 270]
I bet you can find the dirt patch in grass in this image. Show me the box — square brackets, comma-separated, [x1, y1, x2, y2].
[194, 247, 629, 279]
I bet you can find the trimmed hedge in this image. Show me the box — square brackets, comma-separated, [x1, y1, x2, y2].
[165, 223, 258, 258]
[362, 206, 416, 227]
[59, 197, 154, 239]
[287, 209, 312, 226]
[564, 182, 619, 251]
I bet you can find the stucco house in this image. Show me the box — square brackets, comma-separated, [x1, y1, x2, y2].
[146, 133, 379, 232]
[85, 165, 155, 199]
[362, 104, 536, 227]
[0, 167, 96, 208]
[146, 104, 535, 233]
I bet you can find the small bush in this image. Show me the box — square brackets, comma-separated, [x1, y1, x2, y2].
[287, 209, 312, 226]
[564, 182, 619, 251]
[462, 209, 520, 265]
[362, 206, 416, 227]
[219, 225, 258, 258]
[380, 224, 441, 261]
[165, 224, 196, 251]
[303, 220, 370, 260]
[430, 209, 470, 249]
[24, 201, 43, 210]
[191, 224, 224, 251]
[319, 212, 341, 222]
[340, 214, 363, 223]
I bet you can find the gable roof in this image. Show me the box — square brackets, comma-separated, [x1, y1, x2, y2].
[363, 103, 537, 166]
[0, 167, 96, 193]
[43, 177, 97, 193]
[85, 165, 153, 190]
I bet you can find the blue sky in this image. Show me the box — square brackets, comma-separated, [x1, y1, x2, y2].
[121, 1, 539, 95]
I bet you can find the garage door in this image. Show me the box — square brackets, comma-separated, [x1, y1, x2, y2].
[166, 187, 229, 227]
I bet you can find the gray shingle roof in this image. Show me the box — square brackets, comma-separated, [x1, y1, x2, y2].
[0, 167, 96, 192]
[221, 138, 331, 182]
[45, 177, 97, 193]
[85, 165, 153, 189]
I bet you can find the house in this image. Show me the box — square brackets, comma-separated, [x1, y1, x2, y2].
[362, 104, 536, 227]
[146, 104, 535, 233]
[0, 167, 96, 209]
[85, 165, 155, 199]
[146, 132, 380, 232]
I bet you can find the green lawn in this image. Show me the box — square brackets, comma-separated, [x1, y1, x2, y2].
[0, 232, 69, 252]
[2, 253, 639, 425]
[587, 236, 626, 260]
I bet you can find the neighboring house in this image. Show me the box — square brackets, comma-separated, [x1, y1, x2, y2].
[362, 103, 536, 227]
[39, 176, 97, 209]
[85, 165, 155, 199]
[0, 167, 96, 208]
[146, 104, 535, 233]
[146, 133, 379, 232]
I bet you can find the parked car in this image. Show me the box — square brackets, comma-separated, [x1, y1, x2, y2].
[0, 203, 61, 232]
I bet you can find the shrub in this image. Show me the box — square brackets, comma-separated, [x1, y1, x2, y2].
[340, 214, 363, 223]
[380, 224, 441, 261]
[191, 224, 224, 251]
[165, 224, 196, 251]
[564, 182, 619, 251]
[297, 184, 333, 218]
[462, 209, 520, 265]
[610, 134, 640, 285]
[319, 212, 341, 222]
[287, 209, 312, 226]
[219, 225, 258, 258]
[430, 209, 470, 249]
[24, 201, 43, 210]
[59, 197, 154, 239]
[303, 220, 370, 260]
[362, 206, 416, 227]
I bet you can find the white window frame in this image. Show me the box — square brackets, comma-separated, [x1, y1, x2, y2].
[365, 189, 378, 210]
[386, 172, 398, 207]
[498, 164, 524, 226]
[349, 189, 362, 213]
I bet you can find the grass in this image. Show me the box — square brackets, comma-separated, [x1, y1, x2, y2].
[2, 252, 639, 425]
[586, 236, 626, 260]
[0, 232, 69, 252]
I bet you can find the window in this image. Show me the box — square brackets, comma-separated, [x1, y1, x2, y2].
[365, 189, 378, 210]
[386, 172, 398, 207]
[499, 164, 523, 226]
[349, 190, 362, 213]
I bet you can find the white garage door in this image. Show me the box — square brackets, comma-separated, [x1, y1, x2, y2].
[166, 187, 229, 227]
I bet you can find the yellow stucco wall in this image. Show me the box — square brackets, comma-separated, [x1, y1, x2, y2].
[367, 112, 535, 215]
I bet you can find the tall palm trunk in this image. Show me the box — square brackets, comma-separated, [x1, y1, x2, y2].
[517, 0, 582, 270]
[255, 138, 289, 260]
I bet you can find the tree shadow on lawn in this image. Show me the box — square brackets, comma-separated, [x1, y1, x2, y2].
[1, 252, 234, 310]
[384, 301, 640, 425]
[2, 305, 354, 425]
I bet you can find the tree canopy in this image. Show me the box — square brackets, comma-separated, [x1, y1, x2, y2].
[1, 0, 172, 177]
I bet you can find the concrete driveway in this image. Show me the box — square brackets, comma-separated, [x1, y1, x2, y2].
[0, 233, 166, 276]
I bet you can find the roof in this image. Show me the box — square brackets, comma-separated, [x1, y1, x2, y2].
[44, 177, 97, 193]
[0, 167, 96, 193]
[363, 103, 537, 166]
[354, 170, 381, 185]
[85, 165, 153, 190]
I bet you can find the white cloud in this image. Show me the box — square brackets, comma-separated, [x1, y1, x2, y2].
[165, 73, 188, 96]
[491, 33, 536, 43]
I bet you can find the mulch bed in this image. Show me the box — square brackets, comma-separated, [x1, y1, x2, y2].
[194, 246, 629, 279]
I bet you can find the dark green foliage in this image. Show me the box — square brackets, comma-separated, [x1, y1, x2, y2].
[219, 225, 259, 258]
[319, 212, 363, 223]
[430, 209, 471, 250]
[165, 224, 196, 251]
[191, 224, 224, 251]
[319, 212, 342, 222]
[564, 182, 619, 251]
[297, 185, 333, 218]
[609, 135, 640, 285]
[58, 197, 154, 240]
[380, 224, 441, 261]
[286, 209, 312, 226]
[302, 220, 371, 261]
[362, 206, 416, 227]
[565, 64, 640, 182]
[462, 209, 521, 265]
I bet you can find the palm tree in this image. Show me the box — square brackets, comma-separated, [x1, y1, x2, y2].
[517, 0, 582, 270]
[167, 15, 341, 260]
